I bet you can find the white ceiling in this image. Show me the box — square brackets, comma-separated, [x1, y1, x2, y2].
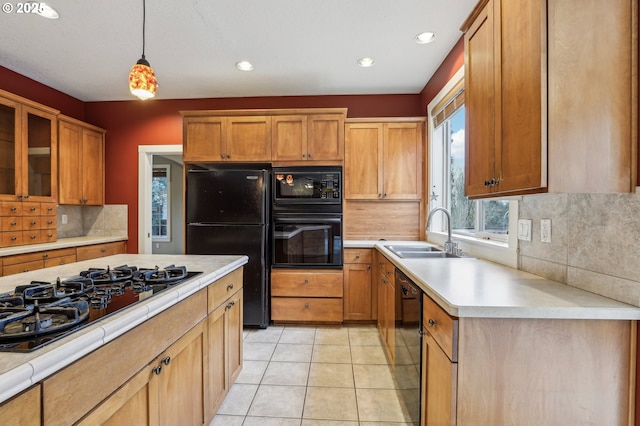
[0, 0, 477, 102]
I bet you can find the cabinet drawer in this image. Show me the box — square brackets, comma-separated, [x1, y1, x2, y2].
[40, 203, 56, 215]
[45, 254, 76, 268]
[208, 267, 244, 313]
[76, 241, 126, 261]
[0, 202, 22, 216]
[23, 231, 42, 245]
[271, 270, 343, 297]
[41, 215, 56, 229]
[41, 229, 56, 243]
[22, 216, 41, 230]
[22, 202, 40, 216]
[0, 217, 22, 231]
[423, 294, 458, 362]
[3, 260, 44, 275]
[271, 297, 343, 323]
[1, 232, 23, 247]
[344, 248, 372, 264]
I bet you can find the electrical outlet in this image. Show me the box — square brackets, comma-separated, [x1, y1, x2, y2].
[61, 214, 68, 224]
[541, 219, 551, 243]
[517, 219, 532, 241]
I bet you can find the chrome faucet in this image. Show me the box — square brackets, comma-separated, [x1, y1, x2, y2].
[426, 207, 458, 255]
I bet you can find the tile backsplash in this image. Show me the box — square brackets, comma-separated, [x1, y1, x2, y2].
[57, 205, 127, 239]
[519, 192, 640, 307]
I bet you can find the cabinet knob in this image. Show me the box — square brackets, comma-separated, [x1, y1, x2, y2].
[43, 253, 48, 258]
[226, 301, 235, 310]
[11, 236, 17, 241]
[302, 153, 306, 159]
[30, 235, 36, 239]
[221, 154, 225, 159]
[30, 207, 36, 212]
[303, 279, 309, 284]
[227, 154, 231, 159]
[161, 356, 171, 366]
[428, 318, 437, 327]
[48, 221, 53, 225]
[227, 283, 234, 291]
[153, 365, 163, 375]
[304, 303, 310, 310]
[17, 194, 22, 200]
[307, 153, 312, 158]
[10, 207, 17, 212]
[24, 194, 29, 199]
[47, 233, 53, 238]
[31, 221, 36, 225]
[10, 221, 16, 226]
[355, 254, 360, 259]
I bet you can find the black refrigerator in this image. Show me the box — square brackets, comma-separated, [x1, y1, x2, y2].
[185, 164, 270, 328]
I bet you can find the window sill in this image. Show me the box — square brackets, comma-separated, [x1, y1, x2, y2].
[427, 231, 517, 269]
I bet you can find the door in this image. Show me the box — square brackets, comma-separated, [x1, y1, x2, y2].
[272, 115, 307, 161]
[345, 123, 383, 199]
[186, 168, 267, 224]
[187, 224, 268, 327]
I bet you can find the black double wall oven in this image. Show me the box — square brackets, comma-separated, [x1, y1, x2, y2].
[271, 166, 343, 269]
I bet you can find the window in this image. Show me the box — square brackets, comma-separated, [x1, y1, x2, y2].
[152, 165, 170, 241]
[429, 74, 509, 243]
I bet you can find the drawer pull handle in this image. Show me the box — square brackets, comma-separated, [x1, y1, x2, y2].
[428, 318, 437, 327]
[30, 207, 36, 211]
[226, 301, 235, 310]
[47, 233, 53, 238]
[153, 365, 162, 375]
[304, 303, 310, 310]
[47, 207, 53, 211]
[30, 235, 37, 239]
[11, 236, 17, 241]
[303, 279, 309, 284]
[355, 254, 360, 259]
[10, 207, 17, 211]
[31, 221, 36, 225]
[43, 254, 48, 258]
[161, 356, 171, 366]
[48, 221, 53, 224]
[227, 284, 234, 291]
[10, 221, 16, 226]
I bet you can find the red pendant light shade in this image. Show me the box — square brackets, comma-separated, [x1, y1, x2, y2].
[129, 0, 157, 100]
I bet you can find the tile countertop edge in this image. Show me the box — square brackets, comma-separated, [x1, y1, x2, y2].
[0, 254, 248, 406]
[357, 241, 640, 321]
[0, 236, 128, 257]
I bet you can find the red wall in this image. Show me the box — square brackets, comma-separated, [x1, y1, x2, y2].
[419, 37, 465, 110]
[84, 95, 424, 253]
[0, 66, 85, 120]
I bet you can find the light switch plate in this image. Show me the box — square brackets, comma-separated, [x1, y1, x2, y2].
[517, 219, 532, 241]
[541, 219, 552, 243]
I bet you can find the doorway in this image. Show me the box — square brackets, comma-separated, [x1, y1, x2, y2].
[138, 145, 183, 254]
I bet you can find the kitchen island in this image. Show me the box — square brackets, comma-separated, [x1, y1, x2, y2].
[347, 241, 640, 425]
[0, 254, 247, 425]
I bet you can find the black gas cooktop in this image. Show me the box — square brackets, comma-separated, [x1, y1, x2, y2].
[0, 265, 201, 352]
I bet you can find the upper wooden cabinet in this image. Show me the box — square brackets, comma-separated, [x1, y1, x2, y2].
[345, 119, 424, 200]
[58, 115, 106, 205]
[462, 0, 637, 197]
[0, 89, 58, 203]
[272, 113, 345, 161]
[182, 115, 271, 162]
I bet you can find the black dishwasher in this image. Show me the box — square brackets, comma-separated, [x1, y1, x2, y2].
[395, 268, 423, 425]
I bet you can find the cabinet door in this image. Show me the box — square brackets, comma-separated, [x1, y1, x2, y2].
[78, 364, 158, 426]
[82, 128, 105, 205]
[345, 123, 383, 199]
[227, 290, 243, 384]
[0, 385, 41, 426]
[157, 320, 206, 426]
[0, 97, 21, 202]
[383, 123, 423, 200]
[464, 0, 496, 197]
[22, 105, 57, 203]
[307, 114, 344, 161]
[183, 116, 225, 162]
[226, 116, 271, 162]
[343, 263, 372, 320]
[58, 120, 83, 204]
[421, 331, 457, 426]
[206, 298, 228, 421]
[272, 115, 307, 161]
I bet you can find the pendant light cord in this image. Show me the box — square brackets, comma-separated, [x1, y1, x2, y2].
[141, 0, 146, 59]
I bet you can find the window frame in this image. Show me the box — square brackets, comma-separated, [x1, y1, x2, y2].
[151, 164, 171, 242]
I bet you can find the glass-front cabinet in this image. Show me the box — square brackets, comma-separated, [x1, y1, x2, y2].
[0, 92, 58, 203]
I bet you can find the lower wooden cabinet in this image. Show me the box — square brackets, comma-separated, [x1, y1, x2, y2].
[271, 269, 343, 323]
[343, 248, 374, 321]
[76, 241, 126, 261]
[0, 385, 41, 425]
[375, 252, 395, 362]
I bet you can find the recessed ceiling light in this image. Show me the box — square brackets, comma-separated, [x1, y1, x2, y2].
[415, 32, 436, 44]
[357, 57, 375, 68]
[235, 61, 254, 71]
[35, 2, 59, 19]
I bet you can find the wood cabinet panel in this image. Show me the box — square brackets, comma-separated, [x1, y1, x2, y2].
[345, 123, 383, 199]
[271, 297, 343, 323]
[208, 267, 243, 312]
[272, 115, 308, 161]
[423, 294, 458, 362]
[0, 385, 41, 426]
[421, 331, 457, 426]
[271, 269, 343, 297]
[382, 123, 423, 200]
[76, 241, 126, 261]
[307, 114, 344, 161]
[343, 262, 373, 321]
[226, 116, 271, 162]
[183, 116, 225, 162]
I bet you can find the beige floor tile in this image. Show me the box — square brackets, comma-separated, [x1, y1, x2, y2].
[311, 344, 352, 364]
[394, 345, 417, 365]
[244, 326, 285, 343]
[262, 361, 310, 386]
[315, 327, 350, 345]
[280, 327, 317, 344]
[217, 383, 258, 416]
[236, 360, 268, 384]
[209, 414, 245, 426]
[348, 329, 382, 346]
[308, 363, 354, 388]
[356, 388, 414, 423]
[248, 385, 306, 418]
[353, 364, 395, 389]
[350, 345, 387, 365]
[243, 416, 302, 426]
[303, 387, 358, 421]
[244, 342, 277, 361]
[301, 421, 358, 426]
[272, 343, 313, 362]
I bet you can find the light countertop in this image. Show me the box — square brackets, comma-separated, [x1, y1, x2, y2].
[0, 254, 247, 404]
[347, 240, 640, 321]
[0, 236, 128, 257]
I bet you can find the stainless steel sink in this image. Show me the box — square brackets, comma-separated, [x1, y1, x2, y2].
[384, 244, 468, 259]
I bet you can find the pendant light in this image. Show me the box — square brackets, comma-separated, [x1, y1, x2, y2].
[128, 0, 157, 100]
